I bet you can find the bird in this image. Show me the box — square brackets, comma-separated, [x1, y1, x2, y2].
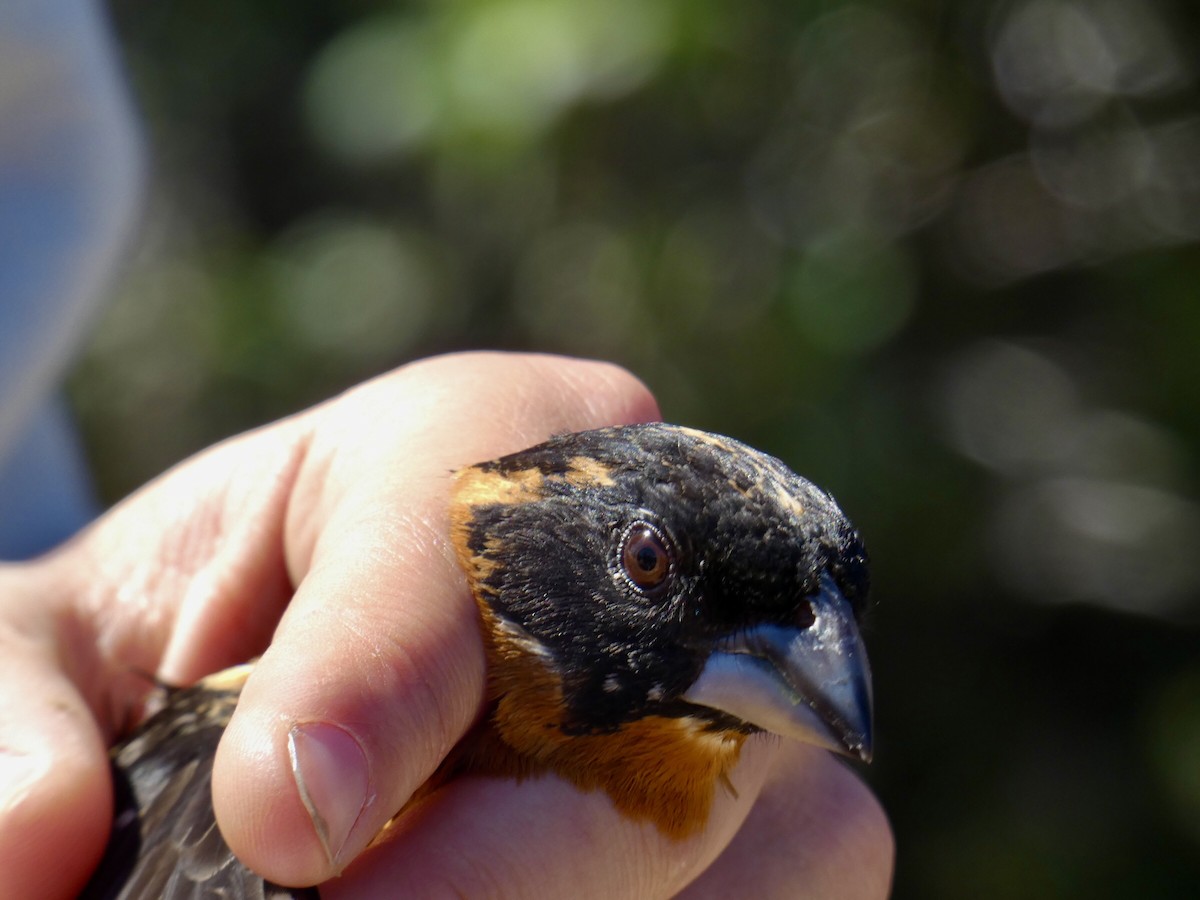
[81, 423, 873, 899]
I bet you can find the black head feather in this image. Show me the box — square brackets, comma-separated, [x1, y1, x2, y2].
[454, 423, 870, 734]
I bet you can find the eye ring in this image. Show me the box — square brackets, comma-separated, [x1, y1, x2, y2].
[618, 522, 674, 595]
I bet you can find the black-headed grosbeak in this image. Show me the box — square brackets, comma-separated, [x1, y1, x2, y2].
[83, 424, 873, 899]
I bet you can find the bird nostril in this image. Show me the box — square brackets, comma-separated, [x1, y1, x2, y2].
[795, 601, 817, 630]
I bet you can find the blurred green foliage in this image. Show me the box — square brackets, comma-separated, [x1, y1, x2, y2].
[78, 0, 1200, 895]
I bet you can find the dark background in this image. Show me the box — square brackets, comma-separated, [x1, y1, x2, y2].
[81, 1, 1200, 896]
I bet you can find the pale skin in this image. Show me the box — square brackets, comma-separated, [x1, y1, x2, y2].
[0, 352, 894, 898]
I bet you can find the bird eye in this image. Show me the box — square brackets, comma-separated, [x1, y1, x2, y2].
[620, 523, 672, 593]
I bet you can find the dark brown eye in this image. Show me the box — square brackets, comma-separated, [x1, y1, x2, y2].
[621, 524, 672, 592]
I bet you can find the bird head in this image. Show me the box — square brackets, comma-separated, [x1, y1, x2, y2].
[451, 423, 873, 767]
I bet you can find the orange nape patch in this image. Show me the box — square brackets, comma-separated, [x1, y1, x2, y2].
[453, 465, 547, 508]
[454, 607, 747, 840]
[447, 455, 616, 588]
[448, 465, 544, 585]
[563, 455, 616, 488]
[451, 455, 615, 503]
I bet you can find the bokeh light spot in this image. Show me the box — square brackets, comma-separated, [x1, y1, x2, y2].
[513, 222, 641, 352]
[943, 341, 1082, 474]
[786, 234, 915, 354]
[267, 213, 436, 363]
[305, 18, 439, 164]
[1149, 666, 1200, 846]
[445, 0, 670, 142]
[991, 0, 1187, 128]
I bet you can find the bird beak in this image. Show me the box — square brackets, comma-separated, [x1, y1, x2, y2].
[682, 573, 874, 762]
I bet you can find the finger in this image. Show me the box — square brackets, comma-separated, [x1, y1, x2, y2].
[322, 737, 779, 899]
[0, 419, 309, 896]
[0, 569, 112, 898]
[678, 743, 895, 899]
[72, 422, 307, 694]
[213, 352, 660, 886]
[29, 417, 311, 737]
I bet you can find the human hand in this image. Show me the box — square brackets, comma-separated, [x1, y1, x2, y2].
[0, 352, 892, 898]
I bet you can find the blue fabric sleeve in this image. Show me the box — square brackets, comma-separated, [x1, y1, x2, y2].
[0, 0, 144, 558]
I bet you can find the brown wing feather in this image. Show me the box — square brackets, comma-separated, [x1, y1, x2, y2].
[80, 671, 317, 900]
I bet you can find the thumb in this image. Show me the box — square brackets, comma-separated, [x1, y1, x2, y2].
[210, 353, 659, 886]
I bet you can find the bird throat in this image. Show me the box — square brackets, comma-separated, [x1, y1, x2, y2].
[451, 604, 748, 839]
